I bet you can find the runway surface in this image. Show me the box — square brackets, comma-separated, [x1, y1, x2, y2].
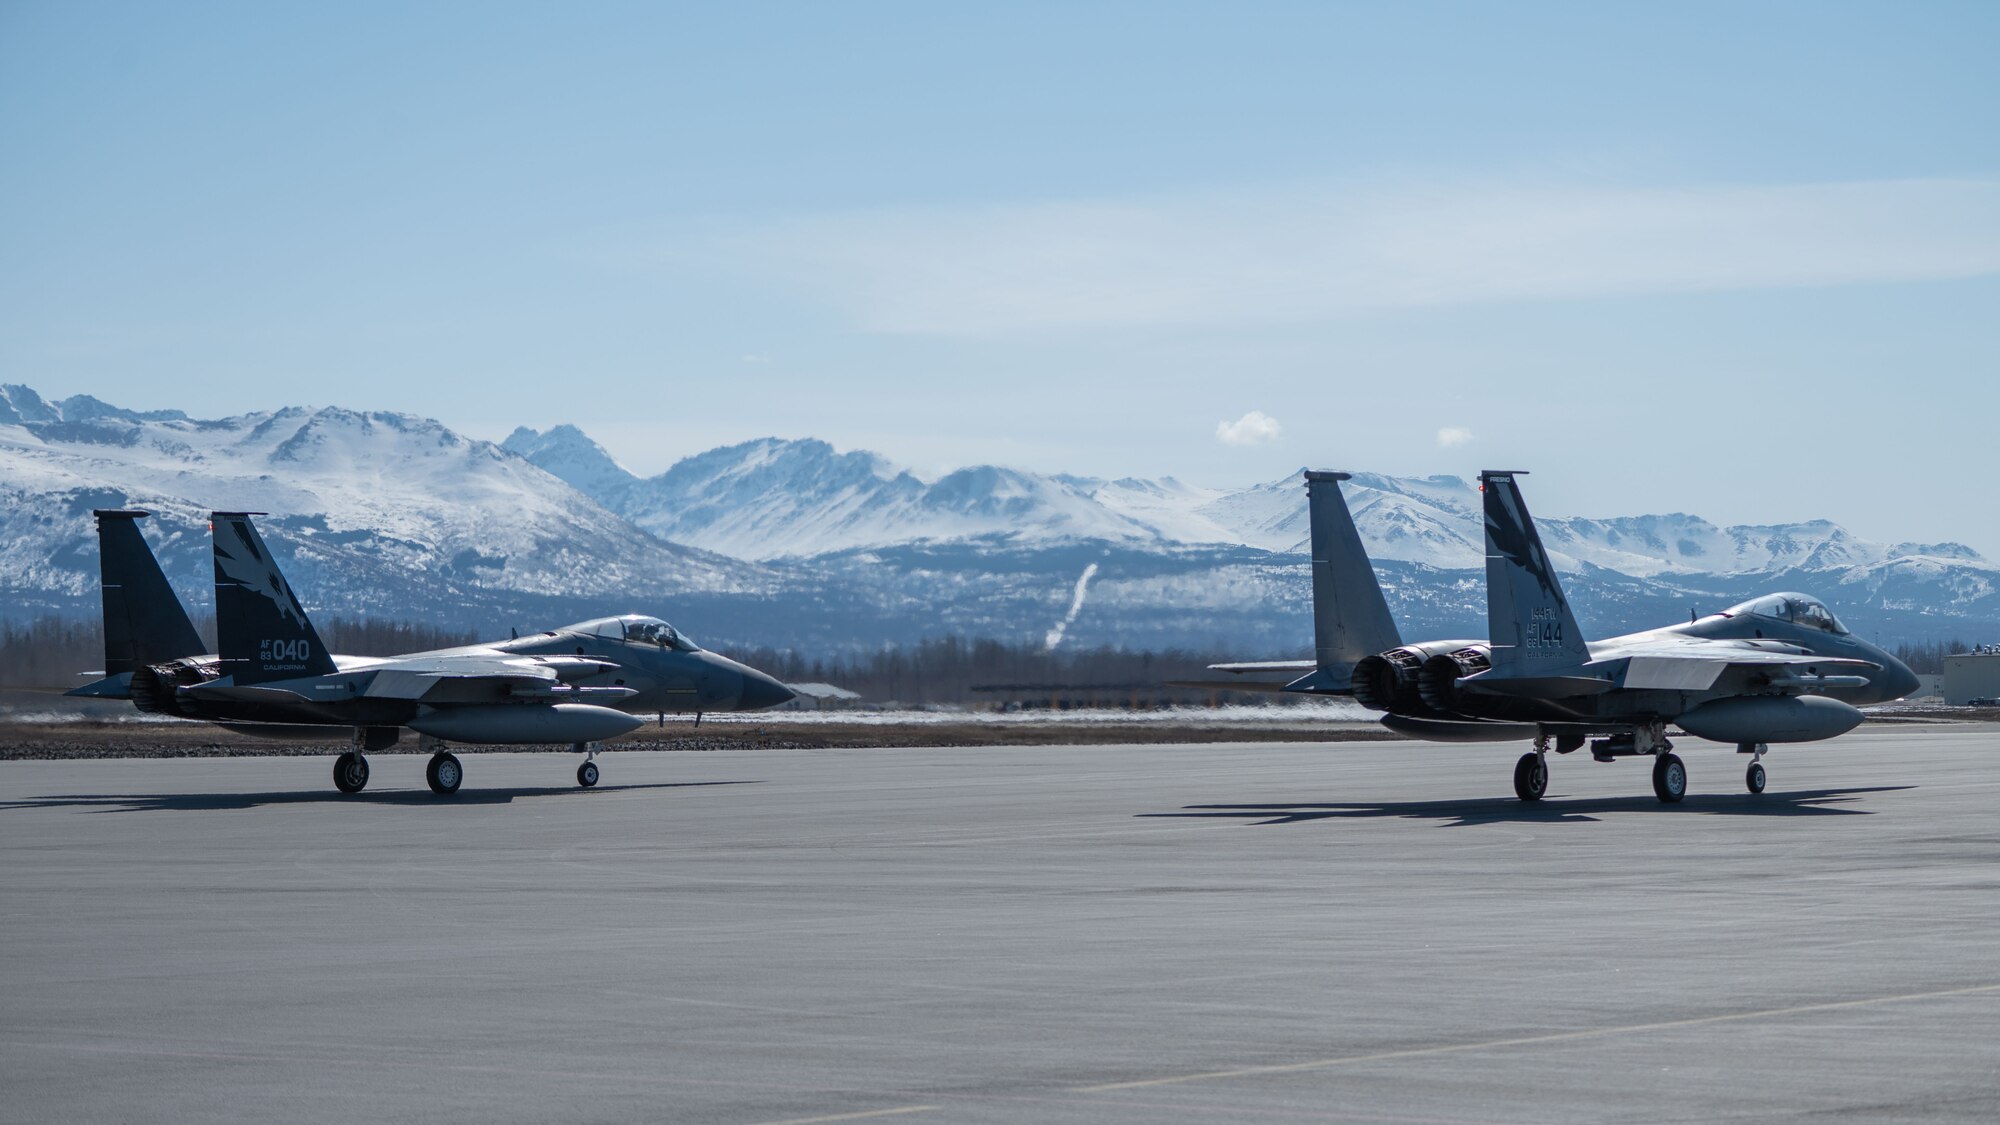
[4, 727, 1998, 1123]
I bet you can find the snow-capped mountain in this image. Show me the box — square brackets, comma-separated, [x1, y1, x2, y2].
[3, 385, 1995, 656]
[505, 427, 1992, 584]
[501, 431, 1173, 558]
[0, 386, 769, 630]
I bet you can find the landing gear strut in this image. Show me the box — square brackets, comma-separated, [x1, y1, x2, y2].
[333, 751, 370, 794]
[573, 742, 600, 788]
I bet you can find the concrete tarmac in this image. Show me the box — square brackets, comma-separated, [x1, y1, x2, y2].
[4, 727, 1998, 1124]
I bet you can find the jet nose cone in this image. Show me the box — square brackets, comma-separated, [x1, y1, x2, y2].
[1885, 661, 1921, 702]
[738, 669, 795, 711]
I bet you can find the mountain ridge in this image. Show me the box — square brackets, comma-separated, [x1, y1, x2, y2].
[504, 423, 1987, 580]
[2, 385, 1993, 653]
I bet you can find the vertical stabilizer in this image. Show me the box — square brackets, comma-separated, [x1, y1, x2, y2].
[71, 510, 206, 696]
[211, 512, 336, 684]
[1481, 471, 1588, 672]
[1285, 471, 1402, 694]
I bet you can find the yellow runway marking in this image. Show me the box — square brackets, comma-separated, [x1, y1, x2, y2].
[744, 1106, 937, 1125]
[1080, 982, 2000, 1092]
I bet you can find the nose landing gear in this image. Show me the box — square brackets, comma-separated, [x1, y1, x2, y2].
[1739, 742, 1769, 794]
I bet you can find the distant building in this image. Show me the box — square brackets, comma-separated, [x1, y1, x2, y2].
[780, 682, 863, 711]
[1941, 651, 2000, 705]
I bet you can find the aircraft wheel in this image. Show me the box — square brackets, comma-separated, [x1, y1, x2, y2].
[1512, 752, 1547, 802]
[333, 752, 370, 794]
[577, 760, 599, 788]
[426, 752, 463, 796]
[1745, 761, 1767, 794]
[1652, 753, 1687, 804]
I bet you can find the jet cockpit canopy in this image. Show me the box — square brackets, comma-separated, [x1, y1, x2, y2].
[566, 615, 701, 651]
[1724, 593, 1850, 635]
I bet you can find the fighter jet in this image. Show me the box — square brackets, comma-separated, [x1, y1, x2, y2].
[96, 511, 794, 794]
[1238, 471, 1918, 803]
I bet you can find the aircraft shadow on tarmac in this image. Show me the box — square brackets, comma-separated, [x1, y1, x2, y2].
[1145, 786, 1915, 827]
[0, 780, 757, 814]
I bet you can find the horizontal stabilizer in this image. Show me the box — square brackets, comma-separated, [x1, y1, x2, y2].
[65, 673, 134, 699]
[1206, 660, 1318, 675]
[1164, 679, 1300, 694]
[1281, 667, 1357, 695]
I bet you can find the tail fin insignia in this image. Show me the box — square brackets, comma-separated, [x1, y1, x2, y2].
[211, 512, 336, 684]
[1481, 471, 1588, 670]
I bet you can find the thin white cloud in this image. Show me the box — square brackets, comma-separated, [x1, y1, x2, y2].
[716, 176, 2000, 334]
[1437, 426, 1474, 448]
[1216, 410, 1281, 446]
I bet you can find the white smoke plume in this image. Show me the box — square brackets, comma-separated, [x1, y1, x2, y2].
[1044, 562, 1100, 651]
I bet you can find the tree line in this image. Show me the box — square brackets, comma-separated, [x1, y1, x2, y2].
[6, 610, 1981, 700]
[1892, 638, 1973, 676]
[729, 635, 1263, 706]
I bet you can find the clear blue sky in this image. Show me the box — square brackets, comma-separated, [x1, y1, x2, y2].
[3, 2, 1995, 552]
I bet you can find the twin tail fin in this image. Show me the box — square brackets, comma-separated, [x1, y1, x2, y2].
[1287, 471, 1402, 694]
[1480, 471, 1588, 671]
[211, 512, 336, 684]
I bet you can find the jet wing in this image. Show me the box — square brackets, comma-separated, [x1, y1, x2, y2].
[1617, 649, 1881, 693]
[1464, 646, 1883, 698]
[359, 655, 629, 703]
[1206, 661, 1318, 675]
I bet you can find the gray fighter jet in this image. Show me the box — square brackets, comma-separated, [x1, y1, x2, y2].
[1235, 471, 1918, 803]
[83, 510, 793, 794]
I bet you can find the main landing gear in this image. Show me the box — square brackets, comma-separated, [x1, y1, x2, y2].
[333, 752, 370, 794]
[1513, 751, 1548, 802]
[1514, 731, 1552, 802]
[426, 750, 463, 795]
[573, 742, 600, 788]
[1651, 752, 1688, 804]
[333, 726, 399, 794]
[1519, 723, 1708, 805]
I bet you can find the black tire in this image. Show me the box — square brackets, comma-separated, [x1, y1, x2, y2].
[1652, 753, 1687, 803]
[333, 752, 370, 794]
[1512, 752, 1547, 802]
[1745, 761, 1767, 794]
[426, 752, 463, 795]
[577, 760, 599, 788]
